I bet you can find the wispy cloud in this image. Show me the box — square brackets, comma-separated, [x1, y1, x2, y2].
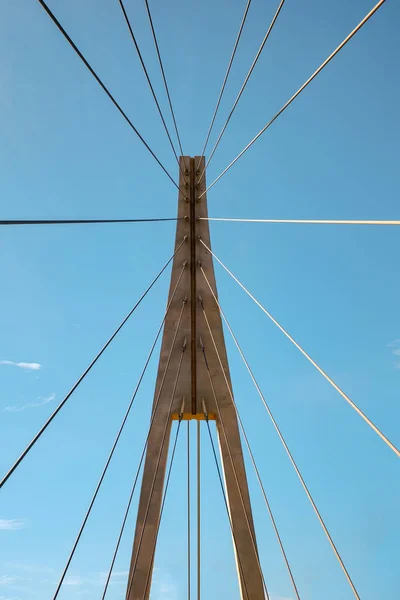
[0, 360, 41, 371]
[4, 563, 54, 575]
[0, 520, 24, 531]
[98, 571, 128, 586]
[151, 569, 178, 599]
[388, 339, 400, 369]
[64, 576, 83, 586]
[4, 393, 55, 413]
[0, 576, 21, 586]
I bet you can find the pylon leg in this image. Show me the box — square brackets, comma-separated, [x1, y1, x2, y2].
[126, 157, 265, 599]
[126, 411, 172, 600]
[216, 407, 265, 599]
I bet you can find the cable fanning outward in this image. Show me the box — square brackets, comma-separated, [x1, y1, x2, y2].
[142, 418, 184, 598]
[200, 238, 399, 459]
[35, 0, 182, 194]
[0, 237, 187, 490]
[116, 0, 182, 169]
[198, 0, 387, 198]
[1, 218, 182, 226]
[201, 218, 400, 226]
[199, 0, 253, 163]
[198, 0, 287, 183]
[102, 419, 182, 599]
[202, 409, 250, 600]
[51, 262, 187, 599]
[126, 338, 187, 597]
[200, 340, 270, 599]
[100, 295, 187, 599]
[144, 0, 184, 156]
[199, 266, 360, 599]
[199, 267, 301, 600]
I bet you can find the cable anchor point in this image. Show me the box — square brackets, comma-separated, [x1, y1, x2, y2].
[201, 397, 209, 421]
[179, 397, 185, 421]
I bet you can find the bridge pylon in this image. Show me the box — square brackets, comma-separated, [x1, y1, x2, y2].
[126, 157, 265, 600]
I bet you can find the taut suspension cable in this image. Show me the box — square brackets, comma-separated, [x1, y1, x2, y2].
[200, 270, 361, 599]
[202, 407, 250, 600]
[198, 0, 286, 183]
[126, 337, 187, 597]
[144, 0, 184, 156]
[199, 0, 387, 198]
[1, 218, 182, 226]
[35, 0, 182, 193]
[201, 218, 400, 226]
[199, 0, 253, 161]
[142, 418, 184, 598]
[100, 294, 187, 599]
[200, 238, 400, 459]
[51, 262, 187, 599]
[200, 268, 301, 600]
[0, 238, 187, 490]
[200, 339, 270, 599]
[116, 0, 181, 168]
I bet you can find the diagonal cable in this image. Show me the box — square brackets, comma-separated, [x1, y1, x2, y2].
[200, 237, 400, 459]
[144, 0, 184, 156]
[126, 337, 187, 597]
[199, 266, 361, 600]
[199, 0, 387, 198]
[198, 0, 286, 183]
[116, 0, 181, 168]
[142, 417, 184, 598]
[199, 269, 301, 600]
[1, 218, 182, 226]
[0, 237, 187, 490]
[199, 0, 254, 162]
[201, 218, 400, 226]
[100, 295, 187, 599]
[51, 262, 186, 599]
[200, 339, 270, 599]
[202, 407, 250, 600]
[35, 0, 182, 193]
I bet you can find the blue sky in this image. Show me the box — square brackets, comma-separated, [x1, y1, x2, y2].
[0, 0, 399, 599]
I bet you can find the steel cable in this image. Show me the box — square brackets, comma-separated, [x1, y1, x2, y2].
[201, 218, 400, 226]
[116, 0, 182, 169]
[100, 294, 187, 599]
[51, 262, 187, 598]
[144, 0, 184, 156]
[200, 267, 301, 600]
[198, 0, 286, 183]
[200, 340, 270, 599]
[0, 237, 187, 490]
[142, 418, 184, 598]
[203, 410, 250, 600]
[1, 218, 182, 226]
[198, 0, 387, 198]
[126, 338, 187, 597]
[199, 265, 361, 599]
[35, 0, 182, 193]
[199, 0, 253, 163]
[200, 237, 400, 458]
